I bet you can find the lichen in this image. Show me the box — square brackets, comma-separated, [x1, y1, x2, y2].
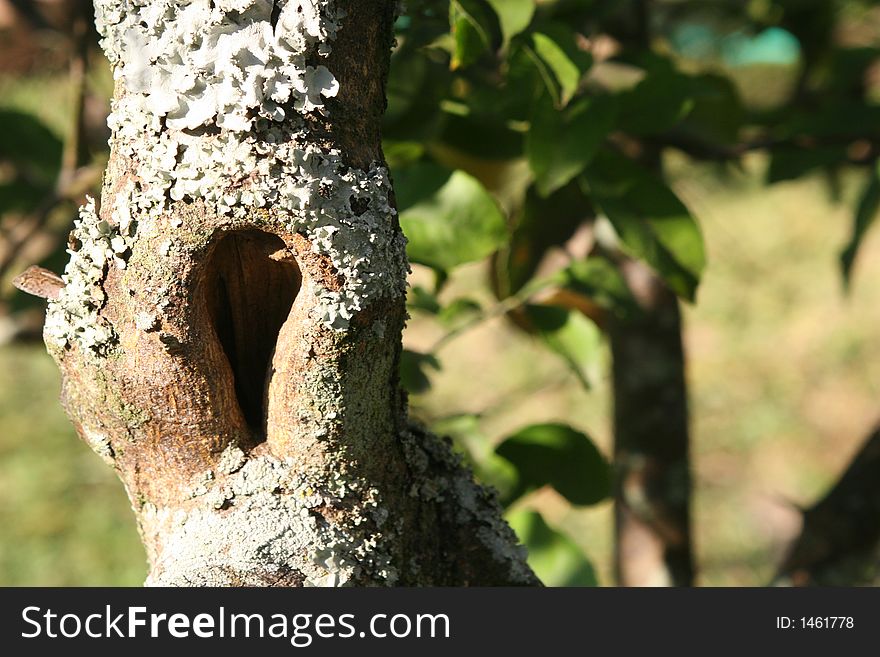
[217, 443, 247, 474]
[81, 427, 116, 465]
[49, 0, 408, 353]
[45, 195, 135, 354]
[399, 423, 535, 584]
[145, 452, 397, 587]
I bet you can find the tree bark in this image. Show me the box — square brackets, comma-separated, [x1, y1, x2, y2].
[41, 0, 537, 587]
[611, 258, 694, 586]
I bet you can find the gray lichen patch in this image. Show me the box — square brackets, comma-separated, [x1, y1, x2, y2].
[97, 0, 340, 134]
[217, 443, 247, 474]
[45, 195, 136, 354]
[54, 0, 410, 354]
[134, 311, 159, 332]
[144, 451, 397, 587]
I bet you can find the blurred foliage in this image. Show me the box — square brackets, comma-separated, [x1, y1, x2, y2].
[507, 509, 598, 586]
[496, 423, 611, 506]
[0, 1, 107, 335]
[0, 108, 61, 216]
[387, 0, 880, 582]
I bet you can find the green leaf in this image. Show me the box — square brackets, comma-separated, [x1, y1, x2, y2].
[0, 109, 63, 181]
[392, 162, 452, 212]
[501, 45, 549, 122]
[438, 297, 482, 326]
[0, 179, 47, 216]
[560, 256, 639, 319]
[450, 0, 498, 69]
[585, 150, 706, 301]
[496, 422, 611, 506]
[507, 510, 598, 586]
[525, 304, 602, 389]
[841, 168, 880, 287]
[531, 33, 579, 105]
[487, 0, 534, 49]
[399, 166, 508, 271]
[407, 285, 442, 315]
[492, 182, 589, 298]
[767, 146, 847, 184]
[438, 112, 525, 160]
[616, 60, 694, 135]
[823, 47, 880, 97]
[384, 48, 450, 142]
[527, 94, 616, 196]
[383, 141, 426, 169]
[524, 24, 592, 107]
[399, 350, 441, 394]
[0, 111, 64, 216]
[385, 52, 429, 124]
[679, 73, 745, 146]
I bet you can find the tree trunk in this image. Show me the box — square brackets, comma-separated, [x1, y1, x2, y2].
[611, 258, 694, 586]
[42, 0, 537, 587]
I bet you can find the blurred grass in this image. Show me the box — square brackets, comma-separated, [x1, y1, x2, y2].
[677, 155, 880, 585]
[0, 344, 145, 585]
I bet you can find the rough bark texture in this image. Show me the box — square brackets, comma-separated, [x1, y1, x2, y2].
[611, 259, 694, 586]
[776, 425, 880, 586]
[42, 0, 537, 587]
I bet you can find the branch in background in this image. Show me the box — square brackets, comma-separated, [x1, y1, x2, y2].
[775, 425, 880, 586]
[59, 2, 91, 188]
[6, 0, 51, 31]
[0, 1, 96, 286]
[603, 0, 695, 587]
[647, 132, 880, 167]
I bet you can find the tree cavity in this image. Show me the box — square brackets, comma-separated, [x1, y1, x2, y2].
[204, 230, 300, 436]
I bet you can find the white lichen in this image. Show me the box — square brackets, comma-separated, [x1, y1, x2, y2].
[400, 424, 535, 585]
[135, 311, 159, 331]
[145, 452, 397, 587]
[81, 427, 116, 465]
[217, 443, 247, 474]
[50, 0, 408, 353]
[45, 195, 134, 353]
